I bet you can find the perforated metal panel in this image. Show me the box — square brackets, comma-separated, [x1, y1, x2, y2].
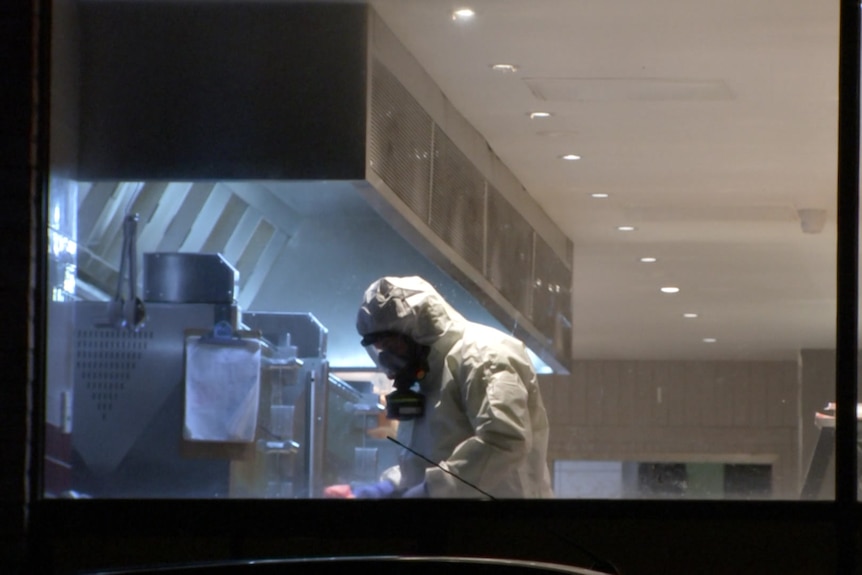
[367, 53, 572, 369]
[76, 327, 151, 421]
[71, 302, 225, 477]
[486, 185, 533, 317]
[533, 234, 572, 355]
[368, 59, 433, 221]
[429, 127, 486, 273]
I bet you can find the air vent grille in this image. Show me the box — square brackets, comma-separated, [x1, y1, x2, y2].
[486, 185, 534, 317]
[368, 59, 433, 221]
[75, 327, 151, 420]
[430, 127, 486, 273]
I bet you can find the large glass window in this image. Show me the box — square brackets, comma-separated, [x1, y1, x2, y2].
[44, 0, 840, 501]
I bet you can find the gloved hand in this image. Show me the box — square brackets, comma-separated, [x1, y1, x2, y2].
[323, 480, 395, 499]
[401, 481, 428, 498]
[352, 480, 397, 499]
[323, 484, 355, 498]
[323, 480, 397, 499]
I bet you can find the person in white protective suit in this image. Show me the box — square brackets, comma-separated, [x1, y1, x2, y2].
[324, 275, 554, 499]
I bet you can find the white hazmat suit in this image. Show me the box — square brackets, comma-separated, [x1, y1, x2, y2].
[356, 276, 554, 499]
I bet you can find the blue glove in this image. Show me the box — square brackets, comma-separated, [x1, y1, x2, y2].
[402, 482, 428, 498]
[351, 480, 397, 499]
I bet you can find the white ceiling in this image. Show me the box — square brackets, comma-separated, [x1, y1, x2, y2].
[371, 0, 841, 362]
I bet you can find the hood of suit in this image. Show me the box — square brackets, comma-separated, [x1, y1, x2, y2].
[356, 276, 466, 349]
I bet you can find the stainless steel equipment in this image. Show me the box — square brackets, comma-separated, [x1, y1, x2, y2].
[238, 312, 395, 494]
[144, 252, 238, 304]
[70, 300, 237, 497]
[66, 254, 337, 499]
[229, 312, 329, 498]
[66, 250, 391, 498]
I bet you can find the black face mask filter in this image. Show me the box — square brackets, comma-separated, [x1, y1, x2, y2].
[376, 342, 429, 421]
[385, 385, 426, 421]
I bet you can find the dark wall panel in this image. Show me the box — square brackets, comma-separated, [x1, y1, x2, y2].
[78, 1, 368, 180]
[0, 1, 40, 574]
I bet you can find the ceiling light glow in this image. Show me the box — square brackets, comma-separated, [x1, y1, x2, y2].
[703, 338, 717, 343]
[591, 193, 609, 198]
[683, 313, 698, 318]
[492, 64, 519, 73]
[529, 111, 551, 119]
[452, 8, 475, 21]
[639, 257, 657, 263]
[617, 225, 636, 232]
[561, 154, 581, 161]
[660, 286, 680, 294]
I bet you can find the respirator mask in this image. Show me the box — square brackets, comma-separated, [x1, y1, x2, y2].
[363, 333, 430, 421]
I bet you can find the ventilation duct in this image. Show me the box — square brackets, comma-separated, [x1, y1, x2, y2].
[365, 11, 573, 371]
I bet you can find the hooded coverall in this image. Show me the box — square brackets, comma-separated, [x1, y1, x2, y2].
[357, 276, 554, 499]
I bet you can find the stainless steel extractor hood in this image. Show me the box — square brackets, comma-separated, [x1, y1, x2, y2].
[62, 1, 572, 372]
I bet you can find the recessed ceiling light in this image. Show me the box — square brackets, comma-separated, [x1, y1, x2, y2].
[561, 154, 581, 161]
[491, 64, 519, 73]
[529, 111, 551, 119]
[660, 286, 680, 294]
[639, 257, 657, 263]
[452, 8, 475, 21]
[683, 313, 698, 318]
[617, 225, 636, 232]
[703, 337, 717, 343]
[591, 193, 609, 198]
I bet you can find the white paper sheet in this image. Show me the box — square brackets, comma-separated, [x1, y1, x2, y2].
[184, 336, 261, 442]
